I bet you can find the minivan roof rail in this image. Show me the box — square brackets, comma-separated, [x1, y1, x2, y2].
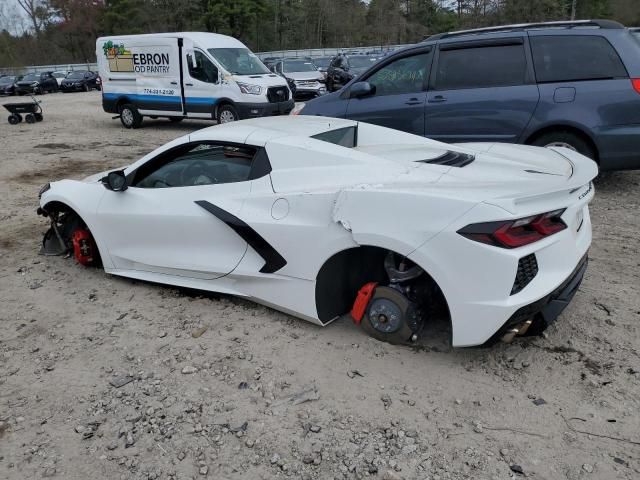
[424, 19, 625, 42]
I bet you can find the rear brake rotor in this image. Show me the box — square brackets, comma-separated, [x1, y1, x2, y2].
[361, 286, 421, 344]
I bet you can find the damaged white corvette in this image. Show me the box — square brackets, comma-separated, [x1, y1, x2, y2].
[37, 116, 597, 347]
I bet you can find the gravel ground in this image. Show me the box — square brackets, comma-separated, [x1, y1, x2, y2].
[0, 92, 639, 480]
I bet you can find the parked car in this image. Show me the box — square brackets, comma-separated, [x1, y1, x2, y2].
[311, 56, 333, 75]
[60, 71, 100, 92]
[301, 20, 640, 171]
[37, 115, 597, 347]
[0, 75, 23, 95]
[325, 54, 379, 92]
[15, 72, 58, 95]
[273, 58, 325, 99]
[52, 70, 70, 86]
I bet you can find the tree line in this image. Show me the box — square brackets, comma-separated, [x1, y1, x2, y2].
[0, 0, 638, 68]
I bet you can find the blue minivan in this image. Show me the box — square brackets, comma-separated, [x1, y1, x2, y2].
[300, 20, 640, 171]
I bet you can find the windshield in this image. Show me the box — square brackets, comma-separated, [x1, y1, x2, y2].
[283, 60, 317, 72]
[313, 57, 332, 68]
[68, 71, 87, 79]
[0, 76, 16, 84]
[207, 48, 270, 75]
[350, 56, 377, 68]
[22, 73, 38, 81]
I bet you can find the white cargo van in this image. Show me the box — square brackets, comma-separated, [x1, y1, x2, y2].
[96, 32, 294, 128]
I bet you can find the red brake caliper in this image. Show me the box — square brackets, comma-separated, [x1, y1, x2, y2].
[350, 282, 378, 325]
[72, 229, 96, 266]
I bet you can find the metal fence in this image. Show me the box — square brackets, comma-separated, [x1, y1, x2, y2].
[0, 62, 98, 76]
[0, 43, 414, 76]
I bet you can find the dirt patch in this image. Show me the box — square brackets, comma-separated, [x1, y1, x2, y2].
[9, 159, 119, 184]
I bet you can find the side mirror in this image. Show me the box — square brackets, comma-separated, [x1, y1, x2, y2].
[349, 81, 375, 99]
[102, 170, 128, 192]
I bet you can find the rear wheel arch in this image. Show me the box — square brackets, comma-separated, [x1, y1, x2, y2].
[525, 125, 599, 163]
[314, 245, 451, 327]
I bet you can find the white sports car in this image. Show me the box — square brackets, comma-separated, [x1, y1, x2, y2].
[37, 116, 597, 347]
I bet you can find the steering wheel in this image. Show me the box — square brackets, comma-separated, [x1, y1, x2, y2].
[180, 161, 213, 186]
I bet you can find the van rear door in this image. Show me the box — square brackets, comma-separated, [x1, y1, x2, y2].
[98, 36, 184, 115]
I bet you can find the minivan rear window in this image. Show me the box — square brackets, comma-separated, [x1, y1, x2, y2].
[530, 36, 627, 83]
[435, 44, 527, 90]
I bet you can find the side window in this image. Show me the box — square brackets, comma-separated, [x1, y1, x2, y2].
[364, 53, 430, 96]
[435, 44, 527, 90]
[530, 36, 627, 83]
[134, 143, 256, 188]
[187, 50, 219, 84]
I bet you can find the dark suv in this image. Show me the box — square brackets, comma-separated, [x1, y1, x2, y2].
[60, 71, 100, 92]
[301, 20, 640, 171]
[15, 71, 58, 95]
[325, 54, 380, 92]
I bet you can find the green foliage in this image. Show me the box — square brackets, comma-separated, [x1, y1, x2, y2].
[1, 0, 638, 68]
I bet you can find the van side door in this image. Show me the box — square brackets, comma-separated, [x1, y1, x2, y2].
[344, 49, 432, 136]
[183, 49, 220, 117]
[425, 36, 539, 143]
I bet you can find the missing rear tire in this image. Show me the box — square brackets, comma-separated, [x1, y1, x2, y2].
[361, 286, 419, 344]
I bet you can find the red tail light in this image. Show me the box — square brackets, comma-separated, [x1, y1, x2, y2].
[632, 78, 640, 94]
[458, 209, 566, 248]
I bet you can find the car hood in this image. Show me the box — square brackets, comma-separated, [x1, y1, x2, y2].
[286, 72, 322, 81]
[231, 73, 288, 87]
[270, 139, 597, 215]
[426, 142, 597, 213]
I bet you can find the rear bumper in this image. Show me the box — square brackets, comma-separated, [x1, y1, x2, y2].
[236, 100, 294, 119]
[408, 199, 593, 347]
[484, 254, 588, 345]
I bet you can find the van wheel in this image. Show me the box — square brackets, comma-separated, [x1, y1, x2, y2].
[119, 104, 142, 129]
[216, 104, 239, 124]
[530, 131, 596, 160]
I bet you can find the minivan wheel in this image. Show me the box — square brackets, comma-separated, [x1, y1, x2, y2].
[530, 131, 596, 161]
[216, 104, 239, 124]
[119, 104, 142, 129]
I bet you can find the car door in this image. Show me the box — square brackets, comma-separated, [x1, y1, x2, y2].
[183, 49, 220, 116]
[96, 141, 263, 279]
[344, 50, 432, 136]
[425, 37, 540, 143]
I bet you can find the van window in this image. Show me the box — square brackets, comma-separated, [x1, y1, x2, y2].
[365, 53, 430, 96]
[188, 51, 219, 84]
[530, 36, 627, 83]
[208, 48, 270, 75]
[435, 44, 527, 90]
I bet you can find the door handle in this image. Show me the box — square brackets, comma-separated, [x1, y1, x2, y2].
[185, 83, 193, 86]
[405, 98, 422, 105]
[428, 95, 447, 103]
[170, 81, 178, 85]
